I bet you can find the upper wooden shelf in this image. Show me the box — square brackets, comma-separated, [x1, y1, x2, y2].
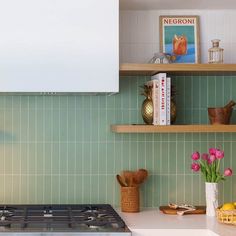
[119, 63, 236, 76]
[111, 124, 236, 133]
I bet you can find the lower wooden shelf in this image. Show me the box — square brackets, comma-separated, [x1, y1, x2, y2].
[111, 124, 236, 133]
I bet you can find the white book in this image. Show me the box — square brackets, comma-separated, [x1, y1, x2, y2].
[166, 77, 171, 125]
[158, 74, 167, 125]
[146, 79, 159, 125]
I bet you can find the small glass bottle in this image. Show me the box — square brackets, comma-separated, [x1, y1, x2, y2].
[208, 39, 224, 64]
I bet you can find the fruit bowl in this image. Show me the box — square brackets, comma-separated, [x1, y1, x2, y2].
[216, 207, 236, 225]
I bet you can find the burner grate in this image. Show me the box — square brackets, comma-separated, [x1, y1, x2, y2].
[0, 204, 128, 233]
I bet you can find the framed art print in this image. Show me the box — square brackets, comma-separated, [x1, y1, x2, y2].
[159, 16, 200, 63]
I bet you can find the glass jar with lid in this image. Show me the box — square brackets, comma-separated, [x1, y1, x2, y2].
[208, 39, 224, 64]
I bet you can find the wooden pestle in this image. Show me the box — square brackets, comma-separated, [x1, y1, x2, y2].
[224, 100, 236, 110]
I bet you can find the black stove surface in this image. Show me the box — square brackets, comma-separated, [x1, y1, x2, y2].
[0, 204, 130, 233]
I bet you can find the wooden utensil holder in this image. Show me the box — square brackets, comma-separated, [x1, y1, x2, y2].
[121, 186, 139, 212]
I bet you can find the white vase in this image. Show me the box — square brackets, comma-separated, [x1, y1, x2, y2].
[205, 182, 219, 216]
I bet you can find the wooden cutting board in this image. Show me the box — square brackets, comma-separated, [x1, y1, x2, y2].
[159, 206, 206, 215]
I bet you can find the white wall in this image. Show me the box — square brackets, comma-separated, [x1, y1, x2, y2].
[120, 10, 236, 63]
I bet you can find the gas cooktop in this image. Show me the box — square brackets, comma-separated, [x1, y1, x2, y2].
[0, 204, 131, 235]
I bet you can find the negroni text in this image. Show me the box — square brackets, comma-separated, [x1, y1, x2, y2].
[163, 18, 195, 25]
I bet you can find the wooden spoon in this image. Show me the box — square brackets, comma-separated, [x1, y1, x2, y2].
[122, 171, 135, 187]
[133, 169, 148, 185]
[116, 174, 128, 187]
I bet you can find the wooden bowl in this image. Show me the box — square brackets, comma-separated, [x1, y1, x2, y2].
[208, 107, 233, 125]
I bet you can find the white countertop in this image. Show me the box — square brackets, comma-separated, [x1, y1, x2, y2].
[118, 209, 236, 236]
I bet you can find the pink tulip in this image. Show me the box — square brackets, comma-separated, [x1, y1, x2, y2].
[224, 168, 233, 176]
[201, 153, 209, 160]
[191, 163, 200, 172]
[191, 151, 200, 161]
[209, 148, 217, 155]
[215, 149, 224, 159]
[209, 154, 216, 163]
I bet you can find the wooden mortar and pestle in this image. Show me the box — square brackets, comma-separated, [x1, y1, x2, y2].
[208, 100, 236, 125]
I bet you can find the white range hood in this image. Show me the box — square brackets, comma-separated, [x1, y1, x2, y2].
[0, 0, 119, 93]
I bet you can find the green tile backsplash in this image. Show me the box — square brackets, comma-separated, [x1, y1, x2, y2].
[0, 74, 236, 207]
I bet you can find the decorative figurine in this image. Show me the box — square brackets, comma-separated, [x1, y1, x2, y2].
[149, 52, 176, 64]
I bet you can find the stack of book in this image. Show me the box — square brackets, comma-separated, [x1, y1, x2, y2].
[146, 73, 171, 125]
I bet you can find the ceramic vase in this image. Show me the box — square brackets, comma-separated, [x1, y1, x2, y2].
[205, 182, 218, 216]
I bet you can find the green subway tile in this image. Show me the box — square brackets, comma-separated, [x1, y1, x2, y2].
[169, 133, 177, 142]
[145, 141, 154, 171]
[184, 175, 193, 204]
[114, 142, 123, 173]
[184, 76, 193, 109]
[59, 175, 69, 204]
[153, 141, 161, 174]
[90, 143, 99, 175]
[200, 77, 208, 108]
[215, 77, 224, 106]
[44, 143, 52, 175]
[11, 175, 20, 203]
[59, 143, 69, 175]
[67, 143, 76, 175]
[1, 74, 236, 206]
[168, 142, 177, 174]
[67, 175, 76, 204]
[137, 141, 147, 169]
[129, 142, 138, 169]
[107, 142, 115, 174]
[106, 176, 115, 205]
[35, 175, 44, 204]
[176, 142, 185, 174]
[98, 143, 107, 174]
[90, 175, 100, 204]
[176, 175, 185, 203]
[207, 76, 216, 106]
[192, 175, 201, 204]
[74, 175, 84, 203]
[160, 142, 169, 174]
[168, 175, 177, 204]
[44, 175, 52, 203]
[160, 175, 169, 205]
[106, 94, 116, 109]
[224, 133, 233, 142]
[232, 176, 236, 201]
[82, 143, 92, 175]
[192, 76, 200, 109]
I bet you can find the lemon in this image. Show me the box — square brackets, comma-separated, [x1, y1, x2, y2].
[221, 203, 235, 210]
[233, 202, 236, 207]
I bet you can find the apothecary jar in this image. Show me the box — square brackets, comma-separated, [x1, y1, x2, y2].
[208, 39, 224, 64]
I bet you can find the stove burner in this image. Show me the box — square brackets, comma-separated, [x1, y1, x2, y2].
[0, 204, 129, 233]
[0, 206, 15, 221]
[43, 207, 53, 217]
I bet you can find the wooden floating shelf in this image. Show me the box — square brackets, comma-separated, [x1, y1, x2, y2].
[111, 124, 236, 133]
[119, 63, 236, 76]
